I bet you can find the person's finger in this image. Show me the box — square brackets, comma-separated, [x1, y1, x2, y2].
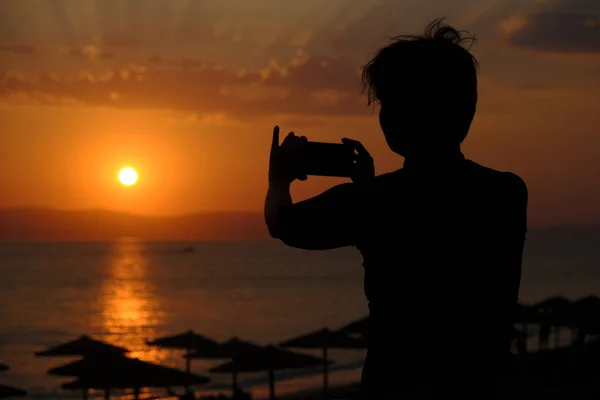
[342, 137, 361, 150]
[352, 152, 374, 161]
[298, 174, 308, 181]
[343, 138, 372, 159]
[271, 126, 280, 153]
[354, 142, 372, 159]
[281, 131, 295, 144]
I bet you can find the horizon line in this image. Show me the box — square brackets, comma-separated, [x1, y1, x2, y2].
[0, 206, 599, 231]
[0, 238, 274, 244]
[0, 205, 263, 218]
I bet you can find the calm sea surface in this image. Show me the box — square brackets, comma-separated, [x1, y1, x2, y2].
[1, 234, 599, 399]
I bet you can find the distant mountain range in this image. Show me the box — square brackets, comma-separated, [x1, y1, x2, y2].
[0, 207, 268, 241]
[0, 207, 598, 242]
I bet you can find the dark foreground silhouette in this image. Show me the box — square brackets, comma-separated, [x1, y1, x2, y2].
[266, 18, 528, 399]
[23, 302, 600, 400]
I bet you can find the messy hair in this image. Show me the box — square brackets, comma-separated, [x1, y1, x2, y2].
[362, 17, 479, 107]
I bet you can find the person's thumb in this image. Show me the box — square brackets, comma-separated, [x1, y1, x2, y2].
[271, 125, 280, 153]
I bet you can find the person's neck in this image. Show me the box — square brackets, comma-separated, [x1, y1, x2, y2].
[403, 145, 464, 170]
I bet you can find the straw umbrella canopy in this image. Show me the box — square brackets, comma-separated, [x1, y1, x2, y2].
[532, 296, 572, 324]
[189, 337, 265, 358]
[146, 330, 220, 372]
[0, 384, 27, 399]
[210, 345, 328, 400]
[0, 364, 26, 399]
[35, 335, 129, 357]
[49, 353, 210, 400]
[279, 328, 364, 398]
[515, 303, 540, 324]
[186, 337, 264, 394]
[535, 296, 572, 312]
[338, 316, 368, 337]
[571, 295, 600, 325]
[565, 295, 600, 345]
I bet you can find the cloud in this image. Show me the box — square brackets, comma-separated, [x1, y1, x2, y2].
[3, 0, 597, 120]
[59, 45, 113, 60]
[0, 45, 35, 55]
[0, 52, 369, 120]
[503, 0, 600, 53]
[101, 35, 141, 49]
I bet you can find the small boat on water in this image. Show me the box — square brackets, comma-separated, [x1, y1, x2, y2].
[181, 246, 195, 253]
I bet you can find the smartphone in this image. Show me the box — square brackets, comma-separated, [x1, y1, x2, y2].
[302, 141, 354, 178]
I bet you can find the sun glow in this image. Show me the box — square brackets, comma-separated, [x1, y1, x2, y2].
[118, 167, 138, 186]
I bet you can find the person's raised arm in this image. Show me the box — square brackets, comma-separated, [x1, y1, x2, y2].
[264, 125, 307, 238]
[264, 126, 375, 250]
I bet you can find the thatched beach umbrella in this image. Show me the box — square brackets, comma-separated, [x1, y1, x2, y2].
[210, 345, 328, 400]
[0, 364, 26, 399]
[535, 296, 571, 311]
[515, 303, 538, 324]
[513, 326, 537, 355]
[338, 316, 368, 337]
[190, 337, 265, 359]
[35, 335, 129, 357]
[280, 328, 363, 398]
[49, 353, 210, 400]
[0, 384, 27, 399]
[572, 296, 600, 339]
[520, 336, 600, 390]
[533, 296, 571, 321]
[514, 303, 542, 353]
[567, 295, 600, 345]
[187, 337, 264, 394]
[571, 295, 600, 323]
[146, 330, 220, 372]
[532, 297, 573, 350]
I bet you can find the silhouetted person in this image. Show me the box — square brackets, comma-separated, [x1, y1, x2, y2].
[265, 18, 528, 399]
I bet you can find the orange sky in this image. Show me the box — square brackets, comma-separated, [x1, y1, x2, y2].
[1, 0, 600, 228]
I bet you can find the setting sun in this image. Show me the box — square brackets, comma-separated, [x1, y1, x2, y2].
[118, 167, 138, 186]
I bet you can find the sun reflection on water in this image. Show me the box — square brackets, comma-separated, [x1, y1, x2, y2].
[100, 238, 166, 364]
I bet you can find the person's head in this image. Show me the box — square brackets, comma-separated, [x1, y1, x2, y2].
[362, 18, 479, 157]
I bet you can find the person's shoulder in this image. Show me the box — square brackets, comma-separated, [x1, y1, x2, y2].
[326, 170, 404, 197]
[358, 169, 406, 191]
[372, 169, 407, 184]
[466, 160, 528, 198]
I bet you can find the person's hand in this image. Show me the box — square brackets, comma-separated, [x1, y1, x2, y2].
[342, 138, 375, 184]
[269, 125, 308, 184]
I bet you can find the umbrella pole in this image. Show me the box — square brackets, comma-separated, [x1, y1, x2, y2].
[322, 346, 328, 399]
[185, 349, 191, 394]
[104, 389, 109, 400]
[82, 388, 88, 400]
[268, 369, 275, 400]
[231, 354, 238, 396]
[185, 349, 191, 373]
[232, 370, 238, 394]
